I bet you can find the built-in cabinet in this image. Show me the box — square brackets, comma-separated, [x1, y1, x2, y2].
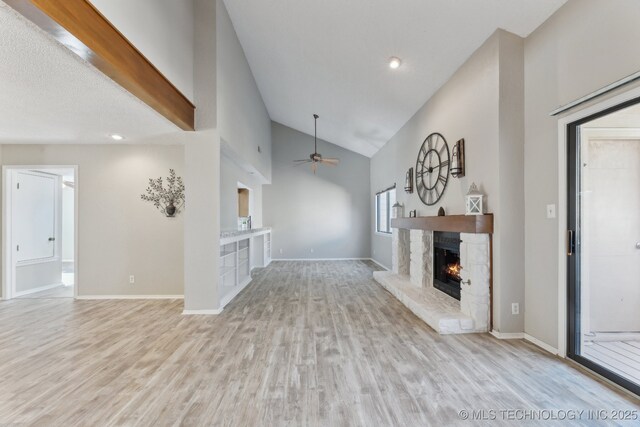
[219, 228, 271, 308]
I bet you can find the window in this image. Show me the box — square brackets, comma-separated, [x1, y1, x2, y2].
[376, 186, 396, 234]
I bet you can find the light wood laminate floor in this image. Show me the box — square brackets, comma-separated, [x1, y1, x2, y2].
[0, 261, 638, 426]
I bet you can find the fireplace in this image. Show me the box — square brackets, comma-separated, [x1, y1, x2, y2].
[433, 231, 461, 300]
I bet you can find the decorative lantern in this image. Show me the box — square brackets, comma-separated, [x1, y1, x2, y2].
[465, 183, 484, 215]
[392, 202, 404, 219]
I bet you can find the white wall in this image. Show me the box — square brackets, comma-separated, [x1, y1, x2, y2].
[183, 0, 220, 312]
[524, 0, 640, 349]
[264, 122, 371, 260]
[90, 0, 195, 101]
[216, 0, 272, 236]
[1, 144, 185, 297]
[15, 262, 61, 293]
[217, 0, 272, 182]
[370, 30, 526, 334]
[62, 183, 74, 261]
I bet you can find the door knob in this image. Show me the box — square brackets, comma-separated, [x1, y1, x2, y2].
[48, 237, 55, 242]
[636, 242, 640, 249]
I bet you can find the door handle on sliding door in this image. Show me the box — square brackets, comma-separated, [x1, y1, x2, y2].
[567, 230, 575, 256]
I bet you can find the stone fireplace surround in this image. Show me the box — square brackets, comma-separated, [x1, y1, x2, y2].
[373, 215, 492, 334]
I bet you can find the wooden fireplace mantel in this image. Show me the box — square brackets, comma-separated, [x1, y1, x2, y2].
[391, 214, 494, 234]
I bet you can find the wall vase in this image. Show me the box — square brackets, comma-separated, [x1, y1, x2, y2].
[165, 202, 177, 217]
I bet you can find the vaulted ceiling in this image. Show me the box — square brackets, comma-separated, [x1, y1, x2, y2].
[224, 0, 566, 157]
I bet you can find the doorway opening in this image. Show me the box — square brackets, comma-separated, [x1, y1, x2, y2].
[237, 182, 252, 230]
[567, 98, 640, 395]
[2, 166, 78, 299]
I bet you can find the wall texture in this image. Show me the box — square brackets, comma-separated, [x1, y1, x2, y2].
[370, 30, 525, 334]
[1, 144, 185, 297]
[264, 122, 371, 259]
[524, 0, 640, 349]
[90, 0, 195, 101]
[217, 0, 271, 182]
[216, 0, 272, 235]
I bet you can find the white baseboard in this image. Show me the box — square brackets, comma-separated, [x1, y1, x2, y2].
[490, 331, 559, 356]
[369, 258, 390, 270]
[14, 282, 64, 298]
[76, 295, 184, 300]
[524, 333, 559, 355]
[272, 258, 372, 262]
[182, 308, 223, 315]
[490, 330, 525, 340]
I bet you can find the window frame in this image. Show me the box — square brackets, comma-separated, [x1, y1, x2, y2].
[375, 185, 396, 235]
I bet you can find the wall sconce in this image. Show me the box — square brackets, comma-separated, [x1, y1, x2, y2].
[451, 139, 465, 178]
[404, 167, 414, 193]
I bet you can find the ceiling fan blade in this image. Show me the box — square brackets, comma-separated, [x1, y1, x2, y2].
[293, 159, 312, 162]
[320, 158, 339, 165]
[293, 160, 312, 167]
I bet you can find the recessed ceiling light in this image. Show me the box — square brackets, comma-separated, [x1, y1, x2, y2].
[110, 134, 124, 141]
[389, 57, 402, 69]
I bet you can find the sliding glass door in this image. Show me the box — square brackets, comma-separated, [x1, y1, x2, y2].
[567, 97, 640, 396]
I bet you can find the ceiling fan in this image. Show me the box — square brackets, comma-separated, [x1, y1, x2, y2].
[293, 114, 339, 174]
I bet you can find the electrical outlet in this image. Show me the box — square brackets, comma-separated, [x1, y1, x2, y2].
[279, 248, 283, 254]
[546, 204, 556, 219]
[310, 248, 314, 253]
[129, 275, 135, 284]
[512, 303, 520, 315]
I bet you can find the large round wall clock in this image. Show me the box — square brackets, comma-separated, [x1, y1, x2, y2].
[415, 132, 451, 206]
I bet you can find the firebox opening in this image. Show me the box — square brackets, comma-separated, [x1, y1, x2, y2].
[433, 231, 461, 300]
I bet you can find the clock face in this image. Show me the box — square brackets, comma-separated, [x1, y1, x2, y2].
[415, 133, 450, 206]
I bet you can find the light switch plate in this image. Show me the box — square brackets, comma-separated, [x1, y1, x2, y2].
[546, 204, 556, 219]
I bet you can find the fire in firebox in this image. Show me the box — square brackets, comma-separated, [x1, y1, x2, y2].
[445, 261, 461, 281]
[433, 231, 462, 300]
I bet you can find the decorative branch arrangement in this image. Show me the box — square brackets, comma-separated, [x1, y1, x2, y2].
[140, 169, 185, 217]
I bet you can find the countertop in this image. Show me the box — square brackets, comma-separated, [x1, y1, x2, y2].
[220, 227, 272, 239]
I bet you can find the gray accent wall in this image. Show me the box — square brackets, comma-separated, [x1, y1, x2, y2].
[370, 30, 525, 334]
[524, 0, 640, 349]
[264, 122, 371, 259]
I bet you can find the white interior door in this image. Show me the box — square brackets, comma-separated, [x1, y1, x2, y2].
[13, 171, 57, 262]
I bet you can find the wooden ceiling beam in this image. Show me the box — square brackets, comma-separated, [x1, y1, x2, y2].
[5, 0, 195, 131]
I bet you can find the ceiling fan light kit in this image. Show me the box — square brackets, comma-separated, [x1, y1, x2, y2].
[293, 114, 340, 174]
